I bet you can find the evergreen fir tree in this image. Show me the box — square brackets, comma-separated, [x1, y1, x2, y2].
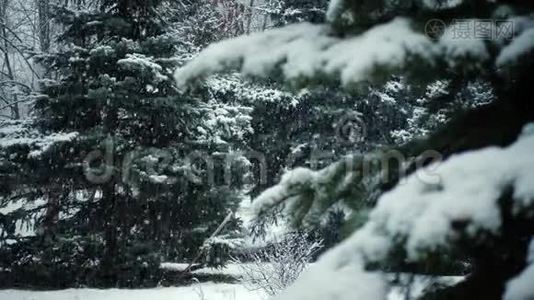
[0, 0, 244, 288]
[266, 0, 329, 27]
[175, 0, 534, 299]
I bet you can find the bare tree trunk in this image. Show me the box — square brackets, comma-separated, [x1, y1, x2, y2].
[36, 0, 51, 53]
[0, 0, 13, 79]
[245, 0, 255, 34]
[0, 0, 20, 120]
[10, 95, 19, 119]
[34, 0, 52, 81]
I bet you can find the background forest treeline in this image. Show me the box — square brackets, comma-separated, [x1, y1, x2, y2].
[0, 0, 503, 293]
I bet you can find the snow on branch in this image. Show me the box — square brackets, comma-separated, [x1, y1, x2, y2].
[504, 239, 534, 300]
[250, 150, 405, 229]
[271, 123, 534, 300]
[118, 53, 168, 83]
[327, 0, 465, 23]
[360, 125, 534, 261]
[0, 119, 78, 158]
[505, 261, 534, 300]
[497, 27, 534, 67]
[175, 18, 437, 87]
[175, 15, 534, 88]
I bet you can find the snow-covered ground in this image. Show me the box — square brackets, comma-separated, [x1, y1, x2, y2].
[0, 277, 463, 300]
[0, 263, 266, 300]
[0, 263, 463, 300]
[0, 283, 264, 300]
[0, 195, 467, 300]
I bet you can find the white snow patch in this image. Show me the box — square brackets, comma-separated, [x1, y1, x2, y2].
[238, 198, 290, 247]
[439, 20, 490, 68]
[159, 262, 191, 272]
[422, 0, 463, 10]
[0, 284, 264, 300]
[0, 119, 78, 158]
[504, 238, 534, 300]
[275, 257, 387, 300]
[497, 28, 534, 67]
[326, 0, 344, 22]
[175, 18, 439, 87]
[272, 124, 534, 300]
[192, 263, 250, 278]
[365, 124, 534, 260]
[252, 167, 316, 218]
[504, 264, 534, 300]
[118, 54, 168, 83]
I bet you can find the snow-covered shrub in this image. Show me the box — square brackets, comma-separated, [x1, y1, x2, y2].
[234, 232, 323, 296]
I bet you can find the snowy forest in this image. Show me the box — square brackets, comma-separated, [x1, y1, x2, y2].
[0, 0, 533, 299]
